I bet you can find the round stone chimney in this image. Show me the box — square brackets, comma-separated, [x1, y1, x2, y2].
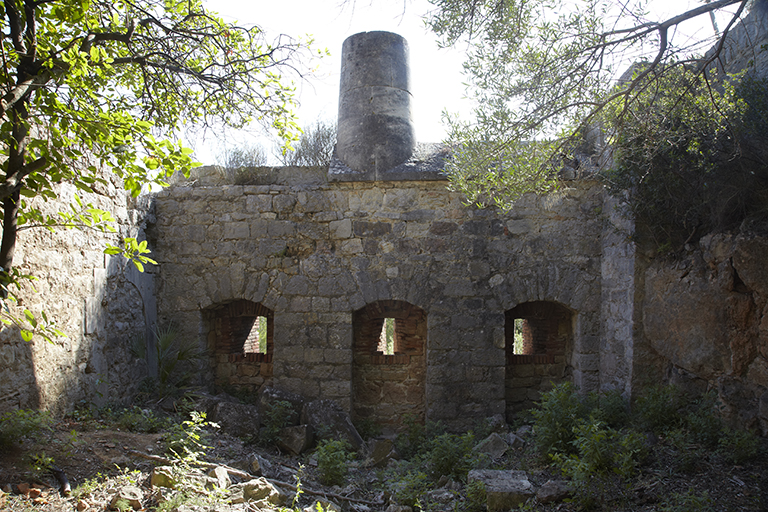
[336, 31, 415, 174]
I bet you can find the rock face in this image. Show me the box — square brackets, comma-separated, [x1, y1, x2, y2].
[640, 233, 768, 433]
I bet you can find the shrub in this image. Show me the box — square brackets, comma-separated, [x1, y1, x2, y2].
[531, 382, 587, 456]
[718, 427, 761, 464]
[388, 467, 430, 508]
[315, 439, 354, 486]
[0, 409, 53, 451]
[132, 324, 206, 399]
[261, 400, 296, 446]
[165, 411, 219, 462]
[465, 479, 487, 512]
[633, 385, 683, 434]
[553, 418, 646, 509]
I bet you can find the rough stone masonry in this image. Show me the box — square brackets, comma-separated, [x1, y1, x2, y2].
[3, 22, 768, 435]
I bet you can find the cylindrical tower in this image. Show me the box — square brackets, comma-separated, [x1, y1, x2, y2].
[337, 31, 415, 174]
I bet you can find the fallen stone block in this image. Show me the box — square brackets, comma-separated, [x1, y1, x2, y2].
[109, 485, 143, 510]
[474, 432, 509, 459]
[277, 424, 314, 455]
[536, 479, 571, 504]
[468, 469, 534, 511]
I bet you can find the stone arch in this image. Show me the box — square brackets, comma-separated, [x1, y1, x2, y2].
[352, 300, 426, 431]
[504, 301, 574, 420]
[201, 299, 273, 394]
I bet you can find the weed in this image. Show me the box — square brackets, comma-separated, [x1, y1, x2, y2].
[427, 432, 488, 481]
[103, 406, 171, 433]
[261, 400, 296, 446]
[590, 389, 631, 429]
[132, 323, 206, 398]
[28, 452, 54, 476]
[394, 414, 444, 460]
[718, 427, 761, 464]
[353, 416, 382, 440]
[388, 467, 430, 508]
[71, 474, 104, 500]
[315, 439, 354, 486]
[0, 409, 53, 450]
[551, 417, 646, 510]
[465, 479, 487, 512]
[682, 392, 722, 448]
[660, 488, 715, 512]
[531, 382, 587, 457]
[164, 411, 219, 462]
[633, 385, 683, 434]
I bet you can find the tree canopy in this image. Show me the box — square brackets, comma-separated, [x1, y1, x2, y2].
[425, 0, 758, 211]
[0, 0, 319, 338]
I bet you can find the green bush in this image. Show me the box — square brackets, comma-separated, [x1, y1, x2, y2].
[315, 439, 354, 486]
[465, 479, 487, 512]
[552, 418, 646, 510]
[531, 382, 587, 456]
[427, 432, 488, 481]
[718, 427, 761, 464]
[261, 400, 296, 446]
[0, 409, 53, 451]
[132, 324, 206, 399]
[633, 385, 683, 434]
[164, 411, 219, 462]
[590, 389, 631, 429]
[394, 414, 444, 460]
[387, 467, 430, 508]
[683, 392, 722, 448]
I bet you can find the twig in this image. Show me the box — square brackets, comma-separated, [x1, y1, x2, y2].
[0, 389, 20, 401]
[48, 465, 71, 496]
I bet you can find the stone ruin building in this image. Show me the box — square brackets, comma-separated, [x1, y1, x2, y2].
[1, 17, 768, 435]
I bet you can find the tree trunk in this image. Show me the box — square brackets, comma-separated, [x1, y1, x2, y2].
[0, 190, 20, 272]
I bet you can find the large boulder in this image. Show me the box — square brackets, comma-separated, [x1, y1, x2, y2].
[230, 477, 289, 506]
[300, 399, 364, 450]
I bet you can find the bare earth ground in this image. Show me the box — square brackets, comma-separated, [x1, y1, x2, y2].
[1, 415, 767, 511]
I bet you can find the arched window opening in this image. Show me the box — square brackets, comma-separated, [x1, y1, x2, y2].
[352, 300, 427, 431]
[505, 301, 574, 420]
[202, 300, 274, 393]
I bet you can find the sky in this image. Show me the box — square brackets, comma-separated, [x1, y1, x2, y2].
[194, 0, 743, 165]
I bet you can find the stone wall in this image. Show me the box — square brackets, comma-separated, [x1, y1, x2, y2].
[151, 166, 607, 430]
[0, 174, 154, 415]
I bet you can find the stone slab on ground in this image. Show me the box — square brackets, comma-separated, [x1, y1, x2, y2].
[468, 469, 534, 511]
